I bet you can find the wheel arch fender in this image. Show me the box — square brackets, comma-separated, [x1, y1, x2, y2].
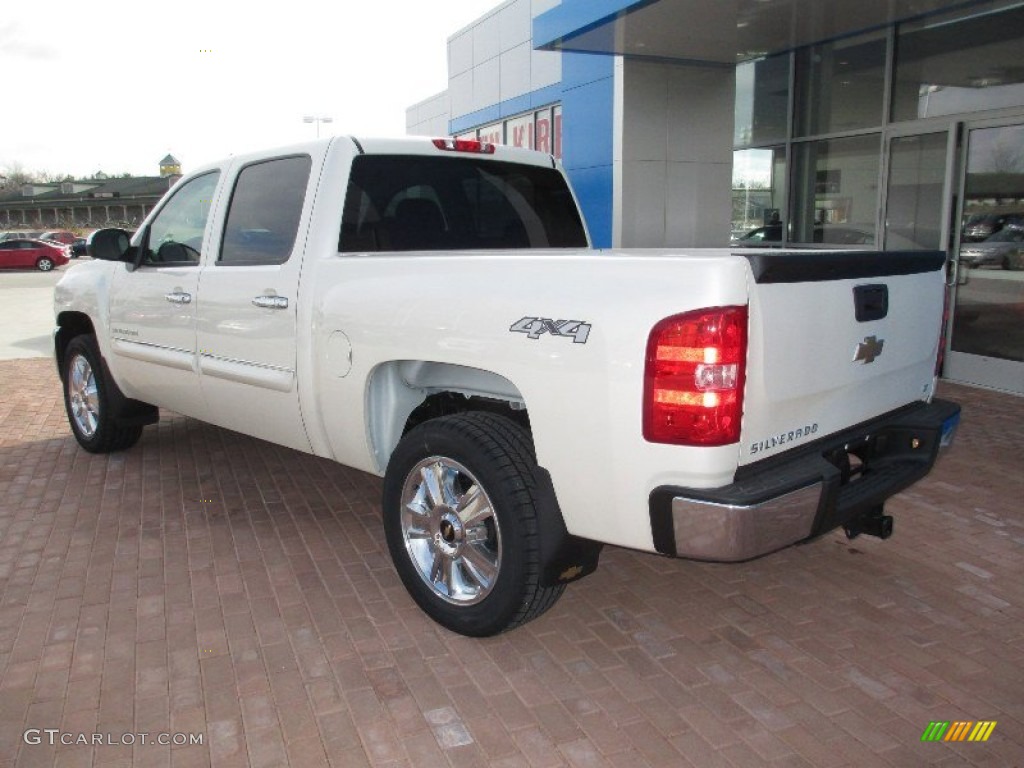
[368, 363, 602, 589]
[56, 315, 157, 427]
[55, 311, 96, 377]
[366, 360, 526, 474]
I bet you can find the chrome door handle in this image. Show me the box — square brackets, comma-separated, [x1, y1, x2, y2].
[164, 291, 192, 305]
[252, 295, 289, 310]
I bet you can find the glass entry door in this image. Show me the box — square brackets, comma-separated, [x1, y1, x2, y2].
[945, 121, 1024, 394]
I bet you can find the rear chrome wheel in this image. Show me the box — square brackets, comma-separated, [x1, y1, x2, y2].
[383, 413, 565, 636]
[400, 456, 501, 605]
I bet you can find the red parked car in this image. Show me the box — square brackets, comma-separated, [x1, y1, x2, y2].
[0, 238, 71, 271]
[40, 231, 78, 246]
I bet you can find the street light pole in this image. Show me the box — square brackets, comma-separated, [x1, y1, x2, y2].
[303, 115, 334, 138]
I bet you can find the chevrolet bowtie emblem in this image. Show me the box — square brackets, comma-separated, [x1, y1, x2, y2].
[854, 336, 885, 364]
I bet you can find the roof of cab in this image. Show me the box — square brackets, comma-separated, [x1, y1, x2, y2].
[354, 136, 556, 168]
[183, 135, 558, 179]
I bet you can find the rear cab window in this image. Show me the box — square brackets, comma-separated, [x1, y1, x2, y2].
[339, 155, 587, 252]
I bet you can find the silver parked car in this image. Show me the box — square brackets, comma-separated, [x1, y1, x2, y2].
[959, 226, 1024, 270]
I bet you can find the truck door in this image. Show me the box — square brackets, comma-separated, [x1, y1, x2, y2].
[195, 153, 316, 452]
[107, 170, 221, 420]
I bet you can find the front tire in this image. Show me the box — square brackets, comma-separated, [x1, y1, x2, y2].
[36, 257, 54, 271]
[383, 413, 564, 636]
[62, 335, 143, 453]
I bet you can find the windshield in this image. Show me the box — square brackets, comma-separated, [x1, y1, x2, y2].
[339, 155, 588, 252]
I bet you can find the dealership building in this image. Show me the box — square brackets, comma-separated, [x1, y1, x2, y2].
[407, 0, 1024, 395]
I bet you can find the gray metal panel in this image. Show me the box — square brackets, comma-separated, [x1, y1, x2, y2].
[530, 48, 562, 91]
[473, 58, 501, 113]
[450, 71, 474, 120]
[474, 12, 501, 66]
[500, 0, 533, 48]
[500, 44, 533, 102]
[449, 31, 474, 76]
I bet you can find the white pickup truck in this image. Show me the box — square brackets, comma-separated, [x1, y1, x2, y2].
[54, 136, 960, 636]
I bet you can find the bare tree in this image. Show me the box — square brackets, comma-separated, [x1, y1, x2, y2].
[989, 139, 1024, 174]
[2, 163, 78, 185]
[35, 171, 74, 183]
[3, 162, 34, 186]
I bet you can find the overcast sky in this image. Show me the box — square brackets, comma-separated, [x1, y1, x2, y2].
[1, 0, 501, 179]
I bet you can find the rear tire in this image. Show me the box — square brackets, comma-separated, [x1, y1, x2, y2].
[383, 412, 564, 636]
[62, 335, 143, 453]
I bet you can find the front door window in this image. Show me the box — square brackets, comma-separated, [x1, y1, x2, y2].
[142, 172, 220, 266]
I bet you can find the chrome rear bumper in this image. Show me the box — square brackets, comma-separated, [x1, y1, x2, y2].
[668, 483, 822, 561]
[649, 398, 961, 562]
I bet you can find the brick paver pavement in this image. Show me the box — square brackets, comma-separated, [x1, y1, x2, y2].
[1, 357, 1021, 767]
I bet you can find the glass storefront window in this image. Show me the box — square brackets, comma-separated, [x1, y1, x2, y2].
[734, 55, 790, 147]
[458, 106, 563, 160]
[884, 132, 947, 250]
[535, 109, 554, 156]
[892, 3, 1024, 123]
[732, 148, 786, 243]
[790, 135, 880, 245]
[794, 32, 886, 137]
[478, 122, 503, 145]
[552, 105, 563, 160]
[506, 114, 535, 150]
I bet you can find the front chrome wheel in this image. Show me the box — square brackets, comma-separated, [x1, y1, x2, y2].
[61, 334, 145, 453]
[68, 353, 99, 438]
[400, 456, 502, 605]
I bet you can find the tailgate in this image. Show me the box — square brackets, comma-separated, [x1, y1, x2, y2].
[739, 250, 947, 466]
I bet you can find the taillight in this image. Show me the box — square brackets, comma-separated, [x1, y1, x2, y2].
[432, 138, 496, 154]
[643, 306, 748, 446]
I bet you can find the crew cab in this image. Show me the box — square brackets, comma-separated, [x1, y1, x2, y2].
[53, 136, 960, 636]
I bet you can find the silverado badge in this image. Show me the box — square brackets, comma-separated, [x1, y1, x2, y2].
[853, 335, 885, 364]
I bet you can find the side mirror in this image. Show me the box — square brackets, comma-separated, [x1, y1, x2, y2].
[87, 228, 134, 262]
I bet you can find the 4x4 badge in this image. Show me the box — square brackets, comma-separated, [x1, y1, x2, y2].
[854, 335, 885, 364]
[510, 317, 592, 344]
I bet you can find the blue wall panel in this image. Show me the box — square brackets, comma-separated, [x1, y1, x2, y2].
[561, 53, 615, 247]
[533, 0, 652, 50]
[449, 106, 502, 136]
[566, 165, 614, 247]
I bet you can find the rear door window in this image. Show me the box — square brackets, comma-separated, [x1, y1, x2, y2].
[339, 155, 587, 252]
[219, 155, 312, 266]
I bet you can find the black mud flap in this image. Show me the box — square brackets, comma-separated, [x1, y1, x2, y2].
[534, 466, 603, 586]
